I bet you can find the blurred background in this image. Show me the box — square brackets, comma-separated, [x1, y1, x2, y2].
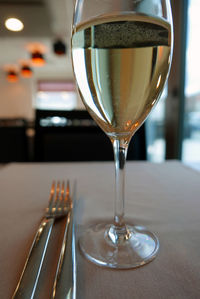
[0, 0, 198, 164]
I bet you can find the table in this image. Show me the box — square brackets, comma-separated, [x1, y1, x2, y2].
[0, 161, 200, 298]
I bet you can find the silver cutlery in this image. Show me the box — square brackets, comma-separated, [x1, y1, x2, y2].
[13, 181, 71, 299]
[52, 181, 76, 299]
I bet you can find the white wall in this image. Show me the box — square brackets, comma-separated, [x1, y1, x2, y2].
[0, 70, 35, 120]
[0, 69, 85, 120]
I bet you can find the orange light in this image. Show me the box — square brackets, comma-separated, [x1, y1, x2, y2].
[31, 51, 45, 66]
[21, 65, 33, 78]
[7, 70, 18, 82]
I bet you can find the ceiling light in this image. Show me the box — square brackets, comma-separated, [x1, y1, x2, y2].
[6, 70, 18, 83]
[5, 18, 24, 32]
[53, 40, 66, 55]
[21, 65, 33, 78]
[31, 51, 45, 67]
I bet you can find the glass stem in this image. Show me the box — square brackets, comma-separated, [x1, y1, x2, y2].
[112, 139, 128, 229]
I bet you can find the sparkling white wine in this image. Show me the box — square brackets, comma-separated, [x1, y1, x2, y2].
[72, 15, 172, 141]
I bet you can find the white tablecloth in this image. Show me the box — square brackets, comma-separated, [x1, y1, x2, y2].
[0, 161, 200, 298]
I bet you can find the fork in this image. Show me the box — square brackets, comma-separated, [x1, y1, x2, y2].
[52, 181, 76, 299]
[13, 181, 71, 299]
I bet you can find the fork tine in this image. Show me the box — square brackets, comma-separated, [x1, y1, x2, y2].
[54, 181, 61, 211]
[60, 181, 65, 202]
[47, 181, 55, 213]
[64, 180, 72, 211]
[56, 181, 60, 200]
[58, 181, 65, 212]
[65, 180, 70, 201]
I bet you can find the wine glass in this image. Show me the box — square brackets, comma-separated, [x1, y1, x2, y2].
[71, 0, 173, 269]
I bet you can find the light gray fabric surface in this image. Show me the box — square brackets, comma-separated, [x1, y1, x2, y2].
[0, 161, 200, 298]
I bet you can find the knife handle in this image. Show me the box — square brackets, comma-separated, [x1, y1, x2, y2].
[12, 217, 54, 299]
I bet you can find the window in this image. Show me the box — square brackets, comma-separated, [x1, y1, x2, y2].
[146, 88, 167, 162]
[35, 81, 77, 111]
[182, 0, 200, 162]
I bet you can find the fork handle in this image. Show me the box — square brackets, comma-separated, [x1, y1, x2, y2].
[12, 217, 54, 299]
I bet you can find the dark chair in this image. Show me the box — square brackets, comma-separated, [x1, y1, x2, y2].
[0, 119, 28, 162]
[34, 110, 146, 162]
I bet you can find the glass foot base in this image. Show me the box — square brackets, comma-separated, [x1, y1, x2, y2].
[79, 223, 159, 269]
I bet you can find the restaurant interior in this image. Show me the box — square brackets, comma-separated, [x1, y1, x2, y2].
[0, 0, 199, 164]
[2, 1, 200, 299]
